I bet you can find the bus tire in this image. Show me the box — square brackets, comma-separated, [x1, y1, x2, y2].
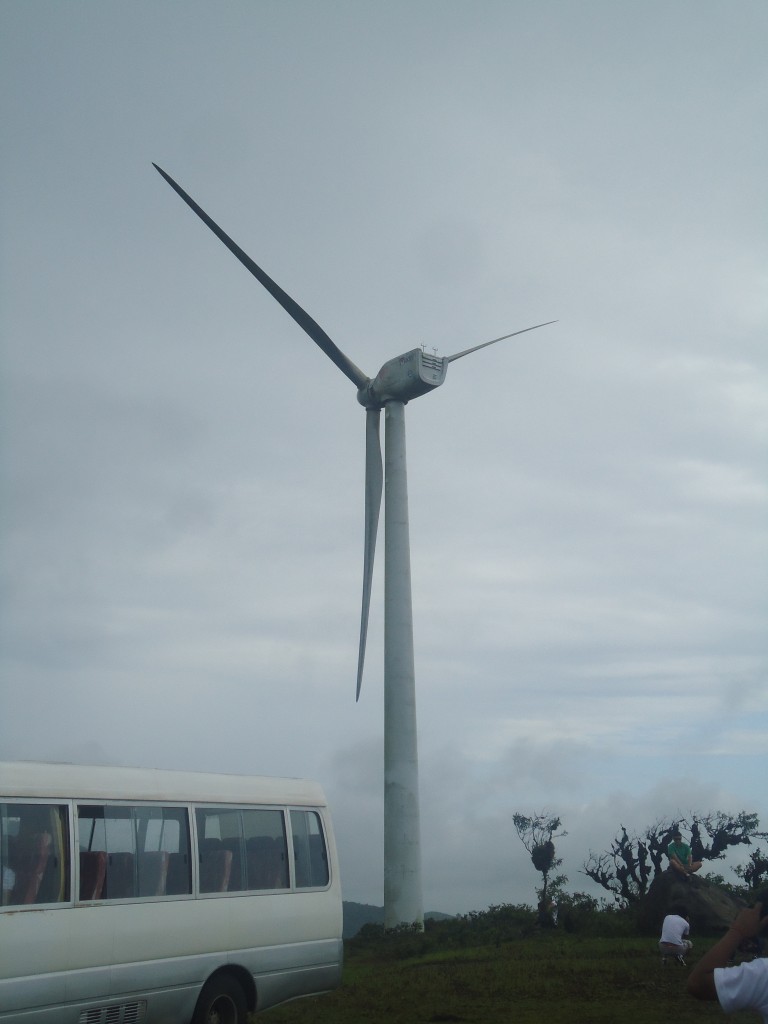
[192, 975, 247, 1024]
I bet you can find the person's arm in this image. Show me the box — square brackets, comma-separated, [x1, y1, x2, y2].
[687, 903, 767, 1001]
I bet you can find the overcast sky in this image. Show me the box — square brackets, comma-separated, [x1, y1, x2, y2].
[1, 1, 766, 915]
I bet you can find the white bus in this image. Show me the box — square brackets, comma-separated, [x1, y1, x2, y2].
[0, 761, 343, 1024]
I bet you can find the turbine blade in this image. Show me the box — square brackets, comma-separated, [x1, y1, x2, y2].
[356, 408, 383, 701]
[445, 320, 558, 363]
[153, 164, 369, 389]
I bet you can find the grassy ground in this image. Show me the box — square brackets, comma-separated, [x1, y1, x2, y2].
[260, 934, 755, 1024]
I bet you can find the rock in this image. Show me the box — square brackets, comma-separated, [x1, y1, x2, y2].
[639, 869, 745, 935]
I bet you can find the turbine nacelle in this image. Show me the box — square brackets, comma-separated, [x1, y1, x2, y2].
[357, 349, 447, 409]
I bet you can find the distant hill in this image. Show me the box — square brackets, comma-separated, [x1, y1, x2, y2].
[343, 901, 454, 939]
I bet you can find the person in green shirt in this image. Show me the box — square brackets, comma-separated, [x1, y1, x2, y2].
[667, 830, 703, 879]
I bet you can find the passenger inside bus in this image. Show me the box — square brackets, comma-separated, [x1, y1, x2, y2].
[0, 803, 69, 906]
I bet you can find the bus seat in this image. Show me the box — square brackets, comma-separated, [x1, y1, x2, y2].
[79, 851, 107, 900]
[106, 853, 135, 899]
[165, 852, 191, 895]
[275, 837, 289, 888]
[199, 848, 232, 893]
[309, 835, 329, 886]
[139, 851, 169, 897]
[10, 832, 52, 904]
[246, 836, 275, 888]
[247, 836, 288, 889]
[221, 840, 243, 891]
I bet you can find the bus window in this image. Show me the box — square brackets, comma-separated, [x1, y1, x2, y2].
[196, 808, 290, 892]
[196, 807, 240, 893]
[1, 803, 70, 906]
[78, 805, 135, 899]
[135, 806, 191, 897]
[290, 810, 329, 888]
[243, 809, 289, 890]
[78, 805, 191, 900]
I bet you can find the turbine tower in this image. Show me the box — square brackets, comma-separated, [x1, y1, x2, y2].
[154, 164, 555, 927]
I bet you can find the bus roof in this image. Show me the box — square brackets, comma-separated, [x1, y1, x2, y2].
[0, 761, 327, 806]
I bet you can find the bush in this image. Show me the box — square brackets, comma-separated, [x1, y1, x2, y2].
[346, 896, 642, 962]
[558, 892, 639, 937]
[347, 904, 537, 958]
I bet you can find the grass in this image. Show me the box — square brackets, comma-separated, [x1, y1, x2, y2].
[259, 933, 755, 1023]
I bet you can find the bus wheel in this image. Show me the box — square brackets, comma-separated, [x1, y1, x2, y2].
[192, 975, 247, 1024]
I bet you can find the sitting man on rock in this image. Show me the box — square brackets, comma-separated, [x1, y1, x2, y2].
[667, 829, 703, 880]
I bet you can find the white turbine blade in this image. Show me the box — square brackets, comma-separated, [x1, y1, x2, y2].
[445, 320, 558, 363]
[153, 164, 370, 389]
[356, 408, 383, 701]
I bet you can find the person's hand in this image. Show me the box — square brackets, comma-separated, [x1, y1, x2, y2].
[730, 902, 768, 940]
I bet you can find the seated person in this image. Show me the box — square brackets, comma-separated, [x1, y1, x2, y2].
[667, 829, 703, 878]
[659, 905, 693, 962]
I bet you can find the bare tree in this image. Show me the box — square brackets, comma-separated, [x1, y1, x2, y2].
[583, 826, 654, 904]
[690, 812, 763, 861]
[583, 811, 766, 904]
[513, 811, 567, 907]
[735, 847, 768, 892]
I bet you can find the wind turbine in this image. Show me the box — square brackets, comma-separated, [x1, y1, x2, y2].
[153, 163, 555, 927]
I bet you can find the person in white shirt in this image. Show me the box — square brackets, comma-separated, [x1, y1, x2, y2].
[659, 905, 692, 962]
[687, 899, 768, 1022]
